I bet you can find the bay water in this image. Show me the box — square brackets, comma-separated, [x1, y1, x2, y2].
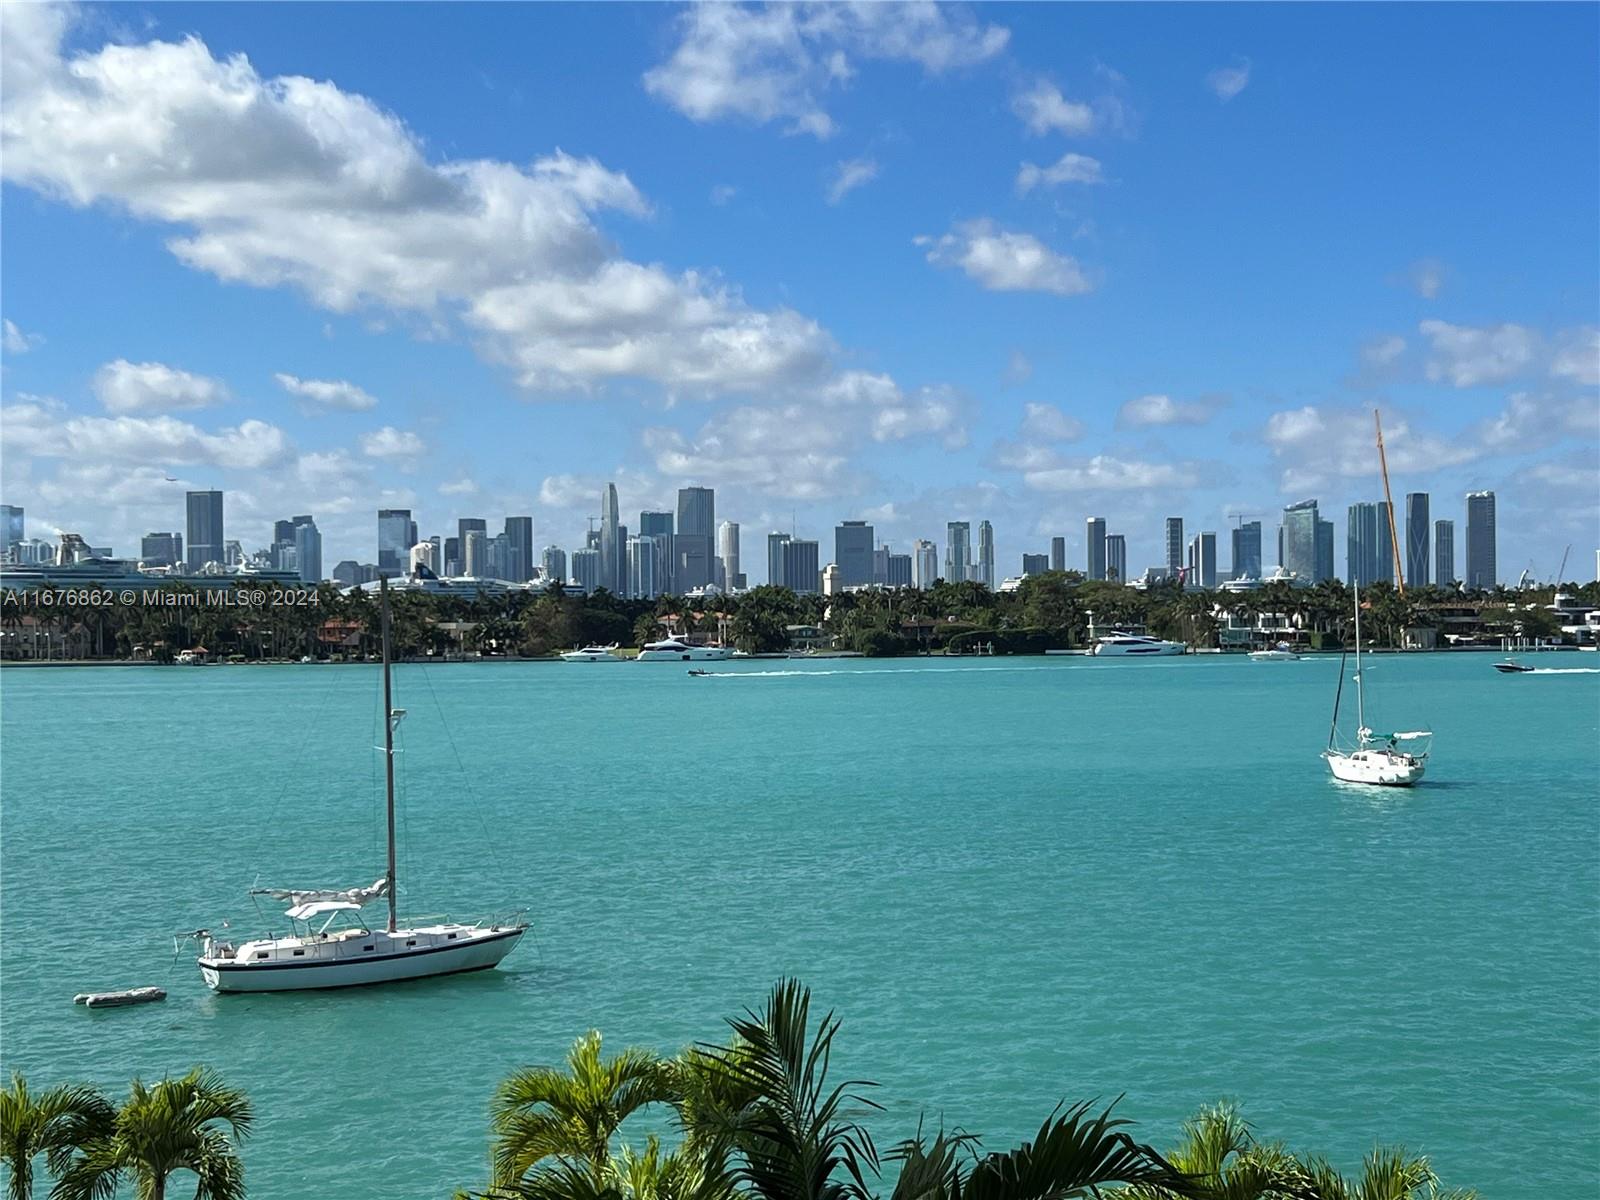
[3, 653, 1596, 1196]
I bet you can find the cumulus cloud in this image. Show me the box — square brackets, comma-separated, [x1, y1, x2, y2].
[1016, 152, 1104, 194]
[643, 2, 1007, 138]
[1206, 59, 1251, 102]
[1419, 319, 1540, 387]
[92, 359, 229, 413]
[916, 220, 1093, 295]
[1403, 258, 1447, 300]
[644, 407, 854, 500]
[818, 370, 968, 447]
[1019, 402, 1083, 442]
[1002, 349, 1033, 385]
[1551, 327, 1600, 387]
[3, 318, 42, 354]
[274, 372, 378, 412]
[826, 157, 879, 204]
[1022, 454, 1200, 493]
[1011, 79, 1095, 136]
[360, 426, 425, 459]
[4, 397, 291, 469]
[1116, 393, 1222, 428]
[0, 7, 837, 397]
[1262, 404, 1478, 492]
[438, 478, 479, 496]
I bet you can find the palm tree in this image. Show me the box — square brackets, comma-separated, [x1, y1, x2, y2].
[0, 1074, 113, 1200]
[55, 1068, 252, 1200]
[1296, 1148, 1476, 1200]
[490, 1031, 676, 1190]
[1107, 1103, 1303, 1199]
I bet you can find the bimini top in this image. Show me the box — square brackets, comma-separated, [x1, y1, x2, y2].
[251, 878, 388, 909]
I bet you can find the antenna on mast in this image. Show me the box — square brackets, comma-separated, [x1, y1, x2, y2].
[1375, 410, 1406, 595]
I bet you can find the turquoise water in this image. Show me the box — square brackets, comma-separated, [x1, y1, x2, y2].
[3, 654, 1597, 1196]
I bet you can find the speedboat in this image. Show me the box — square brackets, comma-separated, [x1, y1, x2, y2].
[1493, 659, 1534, 674]
[687, 668, 712, 677]
[1249, 642, 1301, 661]
[1091, 632, 1187, 657]
[560, 644, 623, 662]
[636, 638, 734, 662]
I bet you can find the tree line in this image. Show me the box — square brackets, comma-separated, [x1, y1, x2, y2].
[4, 575, 1592, 662]
[4, 981, 1475, 1200]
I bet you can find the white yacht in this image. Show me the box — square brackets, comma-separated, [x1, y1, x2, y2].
[636, 637, 734, 662]
[560, 644, 624, 662]
[1091, 632, 1187, 657]
[190, 577, 527, 991]
[1323, 581, 1430, 787]
[1249, 642, 1301, 661]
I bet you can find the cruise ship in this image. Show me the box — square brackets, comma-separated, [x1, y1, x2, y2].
[0, 554, 304, 593]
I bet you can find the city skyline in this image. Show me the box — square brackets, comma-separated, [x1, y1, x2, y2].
[1, 4, 1595, 579]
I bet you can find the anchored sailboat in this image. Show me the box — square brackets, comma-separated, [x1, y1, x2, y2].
[1322, 581, 1430, 786]
[192, 577, 526, 992]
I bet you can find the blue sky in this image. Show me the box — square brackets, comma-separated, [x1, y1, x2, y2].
[3, 1, 1596, 582]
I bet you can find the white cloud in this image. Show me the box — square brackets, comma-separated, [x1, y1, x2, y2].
[917, 219, 1093, 295]
[1404, 258, 1446, 300]
[274, 372, 378, 412]
[1262, 404, 1478, 492]
[1206, 59, 1251, 102]
[1011, 79, 1094, 136]
[1419, 319, 1541, 387]
[1019, 402, 1083, 442]
[644, 407, 854, 500]
[1116, 393, 1220, 428]
[1551, 327, 1600, 387]
[1003, 349, 1033, 385]
[92, 359, 229, 413]
[1360, 335, 1407, 371]
[644, 2, 1008, 138]
[818, 370, 968, 447]
[826, 157, 879, 205]
[1016, 152, 1105, 194]
[1022, 454, 1200, 493]
[1477, 391, 1600, 451]
[3, 318, 42, 353]
[438, 478, 479, 496]
[709, 183, 738, 206]
[360, 426, 425, 459]
[3, 398, 291, 469]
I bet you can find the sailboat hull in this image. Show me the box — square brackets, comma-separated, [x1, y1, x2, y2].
[1323, 750, 1426, 787]
[199, 925, 524, 993]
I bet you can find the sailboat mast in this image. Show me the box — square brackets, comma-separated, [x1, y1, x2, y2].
[380, 575, 398, 934]
[1353, 579, 1366, 736]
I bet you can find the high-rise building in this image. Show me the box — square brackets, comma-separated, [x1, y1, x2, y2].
[378, 509, 416, 578]
[914, 539, 938, 589]
[1050, 535, 1066, 573]
[571, 547, 600, 592]
[945, 522, 970, 584]
[639, 511, 674, 594]
[140, 532, 183, 568]
[1405, 492, 1430, 588]
[1086, 516, 1107, 580]
[627, 534, 658, 599]
[872, 545, 890, 586]
[1281, 500, 1319, 582]
[293, 519, 322, 584]
[834, 520, 875, 586]
[1316, 519, 1335, 583]
[1, 505, 22, 559]
[1187, 532, 1218, 588]
[885, 552, 913, 588]
[783, 538, 820, 594]
[410, 541, 437, 573]
[458, 516, 486, 550]
[543, 545, 567, 585]
[767, 532, 791, 588]
[1346, 503, 1381, 587]
[596, 484, 619, 591]
[977, 520, 995, 588]
[1466, 491, 1496, 589]
[1165, 518, 1185, 574]
[1105, 534, 1127, 583]
[676, 486, 716, 591]
[443, 536, 460, 576]
[505, 516, 534, 583]
[1022, 553, 1049, 576]
[821, 562, 842, 596]
[463, 529, 487, 576]
[1434, 520, 1455, 586]
[186, 490, 224, 571]
[717, 520, 741, 591]
[1230, 521, 1262, 581]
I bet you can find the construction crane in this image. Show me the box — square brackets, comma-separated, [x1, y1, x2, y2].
[1374, 410, 1406, 595]
[1556, 544, 1571, 585]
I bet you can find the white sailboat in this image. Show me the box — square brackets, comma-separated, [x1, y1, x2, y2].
[1322, 581, 1430, 787]
[192, 577, 527, 992]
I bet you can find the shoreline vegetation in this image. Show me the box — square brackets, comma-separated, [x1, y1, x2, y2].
[3, 981, 1477, 1200]
[2, 575, 1593, 665]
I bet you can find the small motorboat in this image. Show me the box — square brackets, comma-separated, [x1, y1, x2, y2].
[687, 668, 712, 677]
[1249, 641, 1301, 661]
[1493, 659, 1535, 674]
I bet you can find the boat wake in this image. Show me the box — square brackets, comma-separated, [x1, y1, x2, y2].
[705, 665, 1059, 678]
[1527, 667, 1600, 675]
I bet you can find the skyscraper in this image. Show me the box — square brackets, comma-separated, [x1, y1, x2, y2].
[1434, 520, 1455, 586]
[140, 532, 182, 567]
[945, 522, 970, 584]
[543, 546, 567, 585]
[1405, 492, 1430, 588]
[443, 537, 460, 576]
[977, 520, 995, 588]
[640, 510, 674, 594]
[378, 509, 416, 577]
[885, 552, 913, 588]
[1086, 516, 1107, 580]
[1281, 500, 1319, 582]
[834, 520, 874, 586]
[627, 534, 658, 599]
[1050, 536, 1065, 572]
[1466, 491, 1496, 589]
[1105, 534, 1127, 583]
[1231, 521, 1262, 581]
[676, 486, 715, 591]
[186, 490, 224, 571]
[1187, 532, 1218, 588]
[599, 483, 620, 592]
[1315, 519, 1335, 583]
[293, 518, 322, 584]
[1165, 518, 1184, 574]
[913, 539, 938, 589]
[463, 529, 488, 576]
[1346, 502, 1380, 587]
[1022, 553, 1049, 576]
[505, 516, 534, 583]
[1, 505, 22, 559]
[571, 547, 600, 592]
[718, 520, 741, 590]
[783, 538, 820, 594]
[767, 532, 791, 588]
